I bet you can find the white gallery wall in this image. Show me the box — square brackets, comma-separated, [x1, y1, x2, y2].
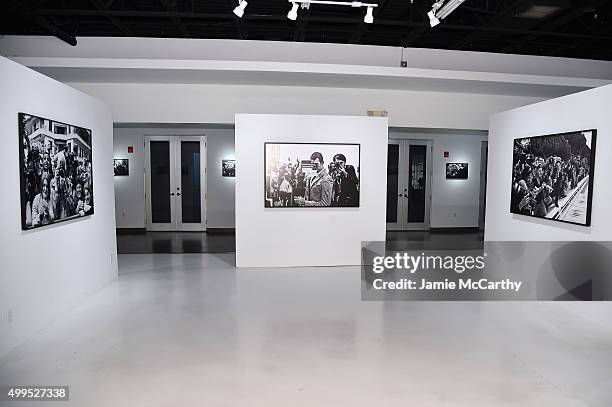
[113, 127, 483, 231]
[3, 36, 612, 80]
[4, 36, 612, 132]
[235, 114, 388, 267]
[9, 37, 609, 235]
[71, 82, 541, 131]
[485, 84, 612, 330]
[113, 126, 235, 229]
[113, 129, 145, 228]
[0, 56, 117, 357]
[205, 128, 236, 229]
[485, 84, 612, 241]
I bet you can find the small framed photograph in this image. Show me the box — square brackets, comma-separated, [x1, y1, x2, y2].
[114, 159, 129, 176]
[222, 159, 235, 177]
[446, 163, 468, 179]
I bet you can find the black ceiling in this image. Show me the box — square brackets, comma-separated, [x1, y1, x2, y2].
[2, 0, 612, 61]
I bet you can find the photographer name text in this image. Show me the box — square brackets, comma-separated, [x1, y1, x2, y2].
[372, 278, 523, 292]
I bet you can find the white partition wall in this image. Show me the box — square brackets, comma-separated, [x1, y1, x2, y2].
[0, 56, 117, 357]
[485, 84, 612, 241]
[235, 114, 388, 267]
[484, 84, 612, 330]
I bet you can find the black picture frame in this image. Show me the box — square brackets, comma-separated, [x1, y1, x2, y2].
[264, 142, 361, 208]
[510, 129, 597, 227]
[446, 163, 468, 179]
[18, 112, 94, 231]
[114, 159, 129, 176]
[222, 159, 235, 177]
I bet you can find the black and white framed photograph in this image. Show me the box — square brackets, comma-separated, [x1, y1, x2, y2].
[19, 113, 94, 230]
[446, 163, 468, 179]
[264, 142, 360, 208]
[222, 159, 235, 177]
[511, 129, 596, 227]
[114, 159, 129, 176]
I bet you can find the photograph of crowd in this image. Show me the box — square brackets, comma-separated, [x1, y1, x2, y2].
[264, 143, 360, 208]
[19, 113, 94, 230]
[446, 163, 468, 179]
[511, 130, 596, 226]
[114, 159, 129, 176]
[222, 159, 235, 177]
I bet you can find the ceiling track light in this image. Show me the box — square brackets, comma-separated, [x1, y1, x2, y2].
[427, 10, 440, 27]
[286, 1, 378, 23]
[233, 0, 248, 18]
[364, 6, 374, 24]
[287, 2, 299, 20]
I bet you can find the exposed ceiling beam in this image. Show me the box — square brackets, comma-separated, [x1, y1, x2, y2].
[8, 0, 77, 46]
[6, 7, 612, 43]
[452, 0, 532, 50]
[544, 14, 612, 57]
[22, 8, 231, 19]
[501, 0, 608, 53]
[399, 2, 428, 47]
[89, 0, 134, 36]
[293, 6, 312, 42]
[349, 0, 390, 44]
[160, 0, 191, 38]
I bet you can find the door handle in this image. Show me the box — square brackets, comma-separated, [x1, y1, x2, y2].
[176, 193, 181, 196]
[170, 193, 175, 196]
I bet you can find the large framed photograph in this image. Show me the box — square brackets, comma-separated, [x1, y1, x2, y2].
[446, 163, 468, 179]
[511, 129, 596, 227]
[19, 113, 94, 230]
[264, 142, 360, 208]
[114, 159, 129, 176]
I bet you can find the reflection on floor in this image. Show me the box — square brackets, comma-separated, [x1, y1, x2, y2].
[116, 230, 484, 254]
[386, 229, 484, 251]
[1, 253, 610, 406]
[116, 230, 235, 253]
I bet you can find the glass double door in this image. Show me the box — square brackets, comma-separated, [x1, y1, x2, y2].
[386, 139, 432, 230]
[145, 135, 206, 231]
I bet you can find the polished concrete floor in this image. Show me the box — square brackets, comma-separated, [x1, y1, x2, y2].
[116, 230, 484, 254]
[1, 253, 611, 406]
[116, 230, 236, 253]
[385, 229, 484, 250]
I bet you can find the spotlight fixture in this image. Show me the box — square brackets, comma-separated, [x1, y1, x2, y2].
[285, 1, 378, 22]
[233, 0, 248, 18]
[427, 0, 466, 27]
[427, 10, 440, 27]
[288, 2, 299, 20]
[364, 6, 374, 24]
